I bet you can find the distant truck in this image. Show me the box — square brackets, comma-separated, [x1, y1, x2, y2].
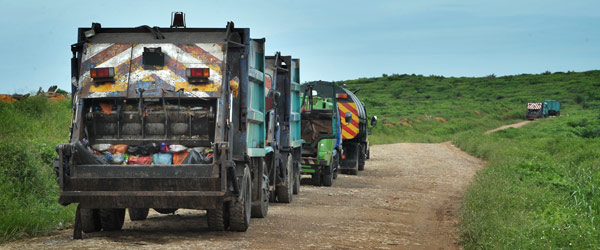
[55, 15, 272, 237]
[526, 100, 560, 120]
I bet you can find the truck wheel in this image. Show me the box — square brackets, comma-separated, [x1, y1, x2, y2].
[276, 156, 293, 203]
[358, 144, 366, 171]
[81, 208, 102, 233]
[311, 172, 322, 186]
[207, 203, 228, 231]
[99, 208, 125, 231]
[322, 162, 334, 187]
[229, 166, 251, 232]
[332, 154, 339, 180]
[251, 159, 269, 218]
[153, 208, 178, 214]
[128, 208, 149, 221]
[293, 162, 300, 195]
[349, 149, 359, 175]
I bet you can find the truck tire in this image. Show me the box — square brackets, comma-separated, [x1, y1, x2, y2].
[99, 208, 125, 231]
[322, 161, 333, 187]
[276, 156, 293, 203]
[348, 151, 359, 175]
[229, 167, 251, 232]
[251, 159, 269, 218]
[358, 145, 366, 171]
[293, 162, 300, 195]
[332, 153, 339, 180]
[207, 203, 228, 231]
[311, 173, 322, 186]
[153, 208, 178, 214]
[81, 208, 102, 233]
[128, 208, 149, 221]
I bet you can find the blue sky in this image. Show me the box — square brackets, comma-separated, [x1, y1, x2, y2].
[0, 0, 598, 94]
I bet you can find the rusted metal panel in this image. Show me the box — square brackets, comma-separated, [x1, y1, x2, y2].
[68, 178, 220, 191]
[78, 43, 132, 98]
[64, 192, 225, 209]
[71, 165, 216, 178]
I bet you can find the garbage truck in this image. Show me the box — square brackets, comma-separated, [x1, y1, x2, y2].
[54, 14, 269, 237]
[300, 82, 343, 186]
[256, 52, 302, 216]
[526, 100, 560, 120]
[300, 81, 376, 182]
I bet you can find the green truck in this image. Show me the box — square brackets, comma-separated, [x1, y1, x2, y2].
[300, 82, 343, 186]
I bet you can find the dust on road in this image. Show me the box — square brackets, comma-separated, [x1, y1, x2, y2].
[1, 143, 482, 250]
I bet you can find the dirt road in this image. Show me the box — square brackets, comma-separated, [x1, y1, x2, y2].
[485, 120, 532, 134]
[2, 143, 481, 250]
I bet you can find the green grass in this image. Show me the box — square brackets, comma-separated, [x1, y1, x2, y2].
[453, 109, 600, 248]
[0, 97, 75, 243]
[325, 70, 600, 248]
[334, 70, 600, 144]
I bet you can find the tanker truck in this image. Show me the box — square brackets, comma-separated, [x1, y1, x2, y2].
[54, 14, 270, 237]
[336, 87, 376, 175]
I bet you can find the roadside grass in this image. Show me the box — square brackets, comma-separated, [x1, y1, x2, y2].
[453, 109, 600, 248]
[0, 97, 75, 243]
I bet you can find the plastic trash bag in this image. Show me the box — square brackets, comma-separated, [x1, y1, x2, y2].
[108, 144, 128, 154]
[160, 142, 170, 153]
[182, 150, 213, 164]
[112, 154, 125, 164]
[127, 143, 159, 156]
[152, 153, 173, 165]
[91, 144, 111, 152]
[172, 151, 189, 165]
[182, 150, 202, 164]
[169, 144, 188, 153]
[128, 155, 152, 165]
[73, 142, 108, 165]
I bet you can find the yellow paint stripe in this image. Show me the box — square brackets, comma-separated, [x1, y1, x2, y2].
[337, 104, 359, 126]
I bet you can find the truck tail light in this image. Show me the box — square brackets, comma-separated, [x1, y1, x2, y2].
[186, 68, 210, 83]
[336, 93, 348, 99]
[90, 67, 115, 81]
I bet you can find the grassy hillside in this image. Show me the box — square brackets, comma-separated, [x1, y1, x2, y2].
[334, 70, 600, 248]
[337, 70, 599, 143]
[0, 97, 75, 242]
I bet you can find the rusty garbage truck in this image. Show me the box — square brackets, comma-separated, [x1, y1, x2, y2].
[54, 15, 273, 237]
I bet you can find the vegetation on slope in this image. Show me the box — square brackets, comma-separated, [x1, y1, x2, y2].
[334, 70, 600, 248]
[336, 70, 599, 144]
[0, 97, 75, 242]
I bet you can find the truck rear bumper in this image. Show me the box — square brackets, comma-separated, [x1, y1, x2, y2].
[60, 190, 226, 209]
[59, 164, 227, 209]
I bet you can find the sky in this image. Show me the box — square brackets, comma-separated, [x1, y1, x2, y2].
[0, 0, 598, 94]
